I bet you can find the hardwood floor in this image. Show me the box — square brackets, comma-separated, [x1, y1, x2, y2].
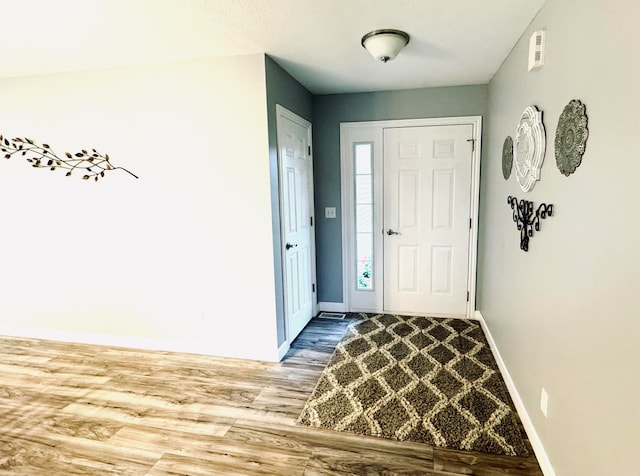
[0, 316, 543, 475]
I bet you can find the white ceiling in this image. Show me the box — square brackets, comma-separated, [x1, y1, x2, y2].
[0, 0, 545, 95]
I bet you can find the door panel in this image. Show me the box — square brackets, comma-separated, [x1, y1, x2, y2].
[398, 171, 419, 228]
[383, 125, 472, 315]
[430, 246, 453, 294]
[397, 245, 419, 292]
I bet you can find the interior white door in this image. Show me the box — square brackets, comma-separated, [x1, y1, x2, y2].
[277, 108, 315, 342]
[383, 125, 473, 315]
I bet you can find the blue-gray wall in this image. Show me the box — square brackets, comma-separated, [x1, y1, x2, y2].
[264, 55, 313, 346]
[312, 86, 488, 303]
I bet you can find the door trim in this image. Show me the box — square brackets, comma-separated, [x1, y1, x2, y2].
[276, 105, 318, 345]
[340, 116, 482, 317]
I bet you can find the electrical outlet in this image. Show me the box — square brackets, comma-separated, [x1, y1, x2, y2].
[540, 388, 549, 417]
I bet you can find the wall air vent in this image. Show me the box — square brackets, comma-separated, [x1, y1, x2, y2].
[528, 30, 546, 71]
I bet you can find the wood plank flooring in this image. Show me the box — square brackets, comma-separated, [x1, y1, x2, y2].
[0, 316, 543, 475]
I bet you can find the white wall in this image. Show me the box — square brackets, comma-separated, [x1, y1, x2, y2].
[0, 55, 281, 361]
[478, 0, 640, 474]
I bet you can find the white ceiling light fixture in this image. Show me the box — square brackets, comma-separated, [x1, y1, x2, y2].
[361, 29, 410, 63]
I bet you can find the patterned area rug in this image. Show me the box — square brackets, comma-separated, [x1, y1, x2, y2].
[298, 314, 529, 456]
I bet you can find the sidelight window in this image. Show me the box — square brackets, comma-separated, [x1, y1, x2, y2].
[354, 142, 374, 290]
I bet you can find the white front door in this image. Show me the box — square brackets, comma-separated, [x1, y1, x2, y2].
[383, 125, 473, 315]
[277, 106, 316, 342]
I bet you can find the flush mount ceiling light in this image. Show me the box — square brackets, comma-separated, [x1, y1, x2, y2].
[361, 29, 410, 63]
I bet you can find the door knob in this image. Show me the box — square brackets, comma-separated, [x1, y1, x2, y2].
[386, 229, 401, 236]
[285, 242, 298, 250]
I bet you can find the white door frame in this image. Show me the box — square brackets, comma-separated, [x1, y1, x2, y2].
[276, 105, 318, 347]
[340, 116, 482, 317]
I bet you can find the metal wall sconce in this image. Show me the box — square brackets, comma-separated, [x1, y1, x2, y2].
[507, 196, 554, 252]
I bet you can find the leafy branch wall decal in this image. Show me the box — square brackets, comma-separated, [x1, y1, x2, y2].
[1, 135, 138, 181]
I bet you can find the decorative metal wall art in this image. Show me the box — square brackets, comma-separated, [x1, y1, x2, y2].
[1, 135, 138, 181]
[555, 99, 588, 176]
[502, 136, 513, 180]
[514, 106, 546, 192]
[507, 196, 553, 252]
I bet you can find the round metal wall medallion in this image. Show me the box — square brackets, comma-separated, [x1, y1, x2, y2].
[514, 105, 546, 192]
[555, 99, 588, 176]
[502, 136, 513, 180]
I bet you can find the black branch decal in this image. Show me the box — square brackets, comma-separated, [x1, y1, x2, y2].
[1, 135, 138, 181]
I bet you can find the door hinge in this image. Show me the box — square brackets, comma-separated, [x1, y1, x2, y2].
[467, 138, 475, 152]
[469, 218, 472, 229]
[312, 283, 316, 293]
[310, 216, 313, 227]
[467, 291, 470, 302]
[308, 145, 312, 156]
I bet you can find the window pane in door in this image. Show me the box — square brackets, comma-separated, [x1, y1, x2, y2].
[356, 175, 372, 204]
[357, 260, 373, 290]
[356, 205, 373, 233]
[356, 233, 373, 260]
[355, 143, 372, 174]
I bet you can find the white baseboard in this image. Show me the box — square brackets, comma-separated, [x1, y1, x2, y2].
[277, 340, 290, 361]
[318, 301, 347, 313]
[474, 311, 556, 476]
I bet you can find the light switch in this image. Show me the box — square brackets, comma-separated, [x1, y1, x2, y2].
[325, 207, 337, 219]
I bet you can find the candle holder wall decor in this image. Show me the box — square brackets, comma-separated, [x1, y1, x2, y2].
[1, 135, 138, 181]
[507, 196, 554, 252]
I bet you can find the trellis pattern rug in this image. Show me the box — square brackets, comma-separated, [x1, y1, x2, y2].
[298, 314, 528, 456]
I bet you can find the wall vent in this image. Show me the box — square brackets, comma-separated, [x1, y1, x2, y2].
[528, 30, 545, 72]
